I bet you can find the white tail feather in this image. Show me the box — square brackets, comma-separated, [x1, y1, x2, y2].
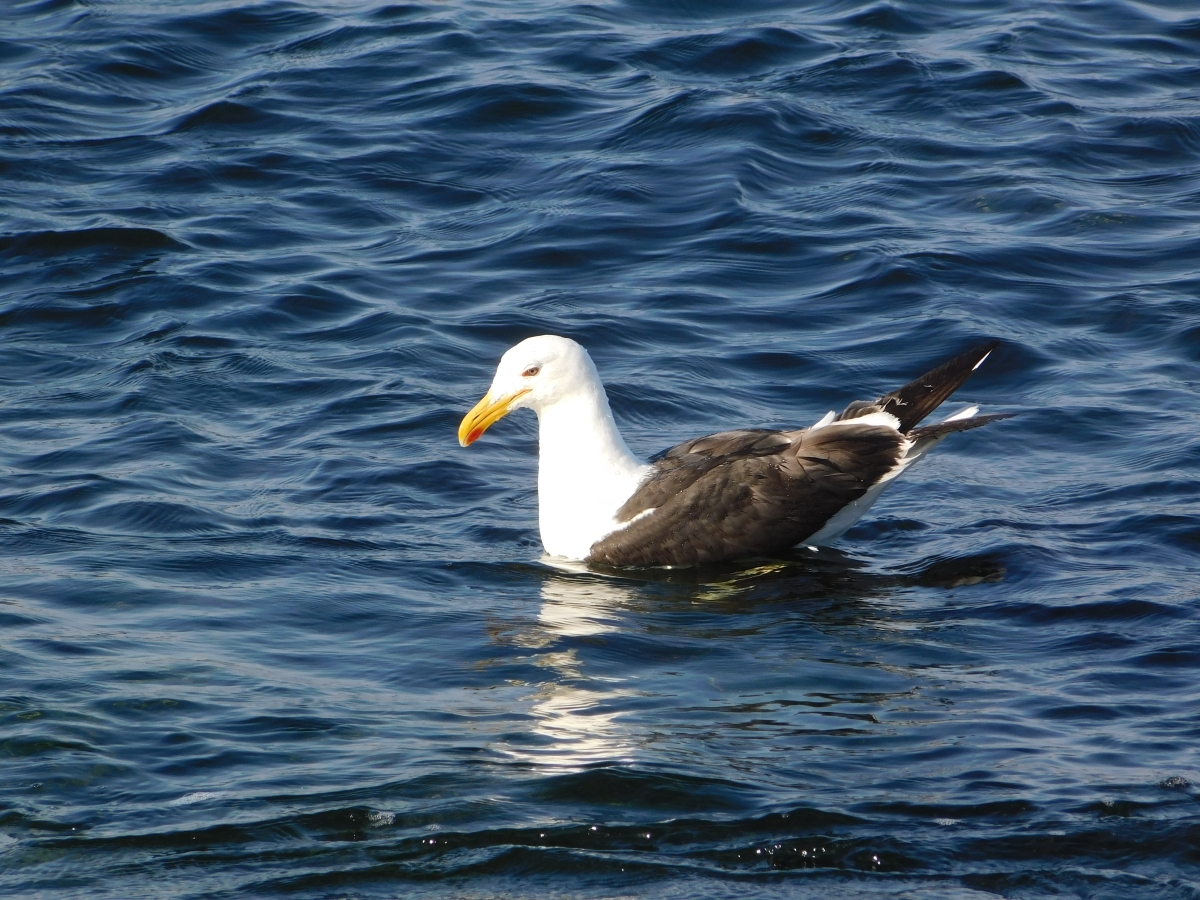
[943, 405, 979, 422]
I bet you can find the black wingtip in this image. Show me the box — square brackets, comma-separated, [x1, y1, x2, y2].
[879, 340, 1001, 432]
[907, 411, 1016, 441]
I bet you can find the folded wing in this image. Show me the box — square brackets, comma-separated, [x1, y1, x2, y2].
[586, 341, 1011, 567]
[587, 424, 907, 567]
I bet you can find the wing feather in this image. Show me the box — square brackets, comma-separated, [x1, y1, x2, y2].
[588, 341, 1010, 567]
[836, 341, 998, 432]
[588, 424, 906, 567]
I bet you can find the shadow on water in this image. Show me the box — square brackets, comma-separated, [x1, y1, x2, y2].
[580, 546, 1007, 610]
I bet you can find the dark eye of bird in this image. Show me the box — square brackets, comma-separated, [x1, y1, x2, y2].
[523, 366, 540, 377]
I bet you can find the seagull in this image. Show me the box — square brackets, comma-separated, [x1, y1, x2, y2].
[458, 336, 1011, 567]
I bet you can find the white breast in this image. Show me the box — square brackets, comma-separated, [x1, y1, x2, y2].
[534, 395, 649, 560]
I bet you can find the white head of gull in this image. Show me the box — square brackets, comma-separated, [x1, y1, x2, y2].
[458, 335, 650, 559]
[459, 334, 1010, 567]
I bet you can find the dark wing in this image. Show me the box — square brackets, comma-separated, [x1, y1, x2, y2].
[836, 341, 999, 432]
[908, 412, 1015, 441]
[587, 424, 905, 567]
[615, 429, 791, 522]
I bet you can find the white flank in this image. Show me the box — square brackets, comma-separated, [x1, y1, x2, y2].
[805, 404, 977, 546]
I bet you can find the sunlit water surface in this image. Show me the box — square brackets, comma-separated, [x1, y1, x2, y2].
[2, 0, 1199, 897]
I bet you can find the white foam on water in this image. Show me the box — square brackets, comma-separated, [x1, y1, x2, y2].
[168, 791, 226, 807]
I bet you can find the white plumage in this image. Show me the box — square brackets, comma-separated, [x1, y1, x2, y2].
[459, 336, 648, 559]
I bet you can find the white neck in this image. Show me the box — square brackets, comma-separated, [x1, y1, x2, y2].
[535, 389, 648, 560]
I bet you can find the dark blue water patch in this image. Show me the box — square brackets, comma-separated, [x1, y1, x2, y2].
[635, 26, 831, 77]
[13, 794, 1200, 898]
[0, 226, 186, 260]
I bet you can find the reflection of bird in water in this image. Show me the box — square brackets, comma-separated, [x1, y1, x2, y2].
[499, 573, 641, 770]
[534, 571, 627, 638]
[490, 553, 1005, 769]
[459, 336, 1011, 567]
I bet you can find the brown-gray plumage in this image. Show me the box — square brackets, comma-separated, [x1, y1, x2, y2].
[587, 342, 1011, 568]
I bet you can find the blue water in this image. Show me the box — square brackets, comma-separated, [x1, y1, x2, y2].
[3, 0, 1199, 897]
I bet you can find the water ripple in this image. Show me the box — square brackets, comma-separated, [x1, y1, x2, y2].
[2, 0, 1198, 897]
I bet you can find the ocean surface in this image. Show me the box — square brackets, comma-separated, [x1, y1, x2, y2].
[3, 0, 1199, 897]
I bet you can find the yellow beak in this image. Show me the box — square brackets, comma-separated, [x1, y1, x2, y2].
[458, 388, 530, 447]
